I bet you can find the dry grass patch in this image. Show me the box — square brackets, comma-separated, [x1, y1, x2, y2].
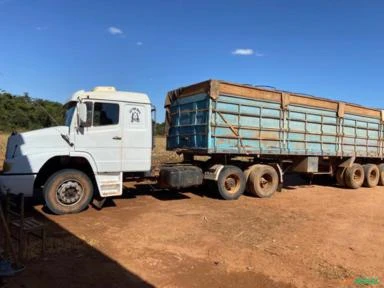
[0, 132, 8, 170]
[152, 136, 182, 166]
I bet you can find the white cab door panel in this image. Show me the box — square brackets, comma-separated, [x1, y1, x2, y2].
[75, 101, 122, 172]
[122, 103, 152, 172]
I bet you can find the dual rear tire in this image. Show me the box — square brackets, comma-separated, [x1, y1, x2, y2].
[378, 164, 384, 186]
[362, 164, 379, 188]
[216, 164, 279, 200]
[337, 163, 384, 189]
[246, 165, 279, 198]
[217, 166, 246, 200]
[344, 164, 365, 189]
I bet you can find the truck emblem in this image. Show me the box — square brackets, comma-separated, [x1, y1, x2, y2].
[129, 107, 141, 123]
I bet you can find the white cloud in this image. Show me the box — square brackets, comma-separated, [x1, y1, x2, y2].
[136, 41, 143, 46]
[35, 26, 48, 31]
[108, 26, 124, 35]
[232, 48, 263, 56]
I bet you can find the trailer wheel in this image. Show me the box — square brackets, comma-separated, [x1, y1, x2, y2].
[247, 165, 279, 198]
[244, 164, 263, 183]
[363, 164, 379, 188]
[335, 167, 346, 187]
[43, 169, 94, 215]
[344, 164, 364, 189]
[378, 164, 384, 186]
[217, 165, 246, 200]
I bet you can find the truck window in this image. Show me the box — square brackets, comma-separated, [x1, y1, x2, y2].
[93, 102, 119, 126]
[64, 102, 76, 127]
[85, 102, 93, 127]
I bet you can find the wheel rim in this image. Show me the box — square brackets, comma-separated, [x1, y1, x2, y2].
[354, 169, 363, 182]
[260, 173, 273, 192]
[369, 169, 377, 181]
[224, 174, 241, 194]
[56, 180, 84, 206]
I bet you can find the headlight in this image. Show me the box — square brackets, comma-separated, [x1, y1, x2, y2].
[3, 161, 12, 172]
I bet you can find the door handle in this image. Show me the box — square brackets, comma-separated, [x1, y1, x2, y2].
[112, 136, 122, 140]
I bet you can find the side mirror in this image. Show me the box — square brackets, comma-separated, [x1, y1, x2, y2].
[77, 103, 88, 127]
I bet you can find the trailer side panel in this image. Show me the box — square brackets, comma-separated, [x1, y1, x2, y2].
[166, 80, 384, 158]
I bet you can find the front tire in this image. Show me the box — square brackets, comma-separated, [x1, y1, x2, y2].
[43, 169, 94, 215]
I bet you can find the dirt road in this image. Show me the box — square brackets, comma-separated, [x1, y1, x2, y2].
[1, 137, 384, 287]
[2, 179, 384, 288]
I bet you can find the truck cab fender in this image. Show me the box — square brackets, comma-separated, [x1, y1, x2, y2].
[34, 152, 99, 191]
[69, 151, 99, 173]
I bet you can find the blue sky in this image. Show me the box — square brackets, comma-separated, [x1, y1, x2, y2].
[1, 0, 384, 120]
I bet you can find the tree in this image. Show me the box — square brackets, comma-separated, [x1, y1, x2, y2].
[155, 122, 166, 135]
[0, 90, 65, 132]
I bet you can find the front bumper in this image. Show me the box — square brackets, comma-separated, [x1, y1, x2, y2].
[0, 174, 36, 197]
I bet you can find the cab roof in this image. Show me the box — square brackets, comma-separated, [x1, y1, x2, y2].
[66, 86, 151, 104]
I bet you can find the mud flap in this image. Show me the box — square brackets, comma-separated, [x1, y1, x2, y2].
[92, 197, 106, 210]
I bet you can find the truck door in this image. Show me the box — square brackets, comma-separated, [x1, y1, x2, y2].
[75, 101, 122, 172]
[122, 103, 152, 172]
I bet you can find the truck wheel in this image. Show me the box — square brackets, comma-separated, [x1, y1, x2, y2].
[336, 167, 346, 187]
[247, 165, 278, 198]
[378, 164, 384, 186]
[43, 169, 94, 215]
[363, 164, 379, 187]
[217, 165, 246, 200]
[344, 164, 364, 189]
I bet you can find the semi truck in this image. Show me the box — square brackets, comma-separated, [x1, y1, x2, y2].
[1, 80, 384, 214]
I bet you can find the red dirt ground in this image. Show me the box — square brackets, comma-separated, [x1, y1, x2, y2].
[2, 181, 384, 288]
[1, 137, 384, 287]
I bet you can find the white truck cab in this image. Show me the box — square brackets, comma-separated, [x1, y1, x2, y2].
[0, 86, 153, 214]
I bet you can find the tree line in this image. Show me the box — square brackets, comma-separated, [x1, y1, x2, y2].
[0, 90, 166, 135]
[0, 91, 65, 132]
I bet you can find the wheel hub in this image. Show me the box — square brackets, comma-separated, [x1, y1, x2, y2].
[353, 170, 362, 181]
[225, 178, 236, 189]
[57, 180, 83, 206]
[224, 175, 240, 194]
[260, 174, 272, 190]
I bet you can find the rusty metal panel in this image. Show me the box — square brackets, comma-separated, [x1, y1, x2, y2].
[281, 93, 290, 110]
[165, 80, 384, 159]
[166, 93, 210, 150]
[338, 102, 345, 118]
[166, 80, 381, 118]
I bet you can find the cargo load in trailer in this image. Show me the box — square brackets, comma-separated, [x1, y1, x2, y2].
[1, 80, 383, 214]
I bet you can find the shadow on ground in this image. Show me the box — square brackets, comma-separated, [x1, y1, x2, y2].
[110, 172, 340, 203]
[0, 172, 340, 287]
[0, 204, 154, 288]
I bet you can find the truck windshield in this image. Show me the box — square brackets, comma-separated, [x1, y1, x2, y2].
[64, 102, 76, 127]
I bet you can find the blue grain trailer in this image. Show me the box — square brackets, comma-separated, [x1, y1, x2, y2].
[159, 80, 384, 200]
